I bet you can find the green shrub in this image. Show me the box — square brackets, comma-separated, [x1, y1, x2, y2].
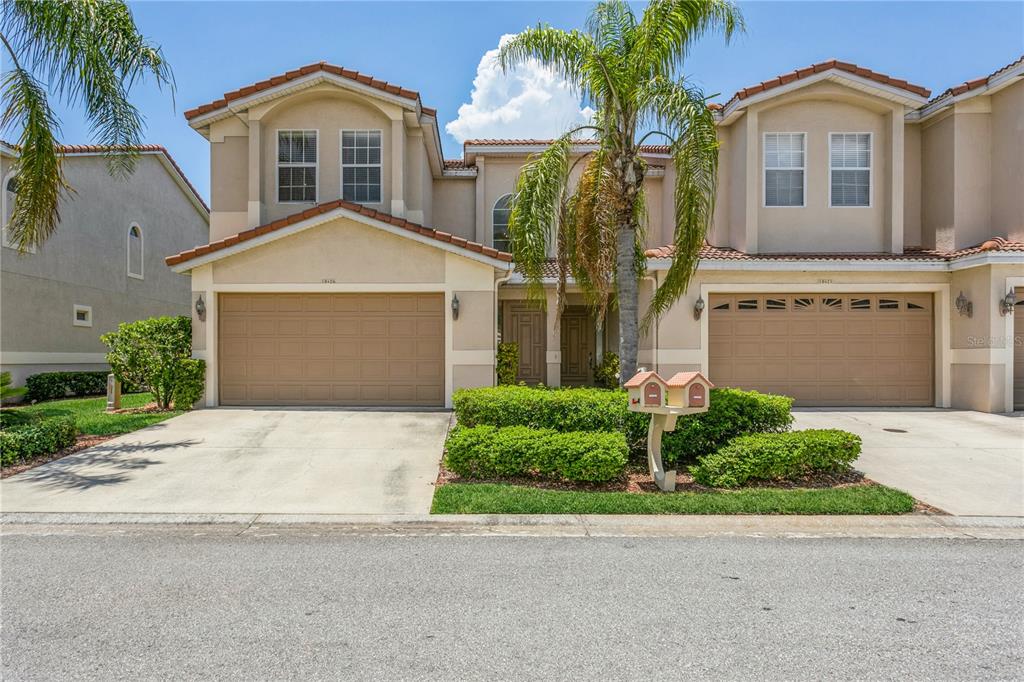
[0, 416, 78, 467]
[496, 342, 519, 385]
[102, 316, 194, 409]
[445, 425, 627, 483]
[172, 358, 205, 410]
[592, 352, 620, 389]
[1, 371, 26, 403]
[451, 385, 792, 464]
[25, 371, 108, 402]
[691, 429, 862, 488]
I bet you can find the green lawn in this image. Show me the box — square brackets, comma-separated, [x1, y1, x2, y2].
[431, 482, 915, 515]
[3, 393, 183, 436]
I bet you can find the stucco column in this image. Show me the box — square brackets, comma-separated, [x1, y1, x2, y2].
[474, 156, 487, 244]
[247, 118, 261, 228]
[743, 108, 759, 253]
[889, 107, 905, 254]
[545, 289, 561, 387]
[391, 118, 405, 218]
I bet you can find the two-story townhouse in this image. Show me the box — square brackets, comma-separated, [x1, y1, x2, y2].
[167, 57, 1023, 412]
[1, 143, 210, 385]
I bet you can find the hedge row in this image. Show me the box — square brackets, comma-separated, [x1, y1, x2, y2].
[691, 429, 862, 488]
[0, 416, 78, 467]
[445, 425, 628, 483]
[25, 371, 110, 402]
[452, 385, 793, 465]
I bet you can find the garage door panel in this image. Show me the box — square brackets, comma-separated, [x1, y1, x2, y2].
[710, 293, 933, 406]
[219, 293, 444, 406]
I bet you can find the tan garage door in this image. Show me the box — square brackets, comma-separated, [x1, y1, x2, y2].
[219, 293, 444, 406]
[710, 293, 933, 406]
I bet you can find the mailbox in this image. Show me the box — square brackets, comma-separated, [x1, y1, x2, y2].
[666, 371, 714, 408]
[624, 371, 671, 412]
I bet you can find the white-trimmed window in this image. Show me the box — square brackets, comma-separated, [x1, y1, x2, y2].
[830, 133, 871, 207]
[127, 223, 144, 279]
[493, 194, 513, 251]
[341, 130, 382, 203]
[277, 130, 317, 203]
[72, 304, 93, 328]
[764, 133, 805, 207]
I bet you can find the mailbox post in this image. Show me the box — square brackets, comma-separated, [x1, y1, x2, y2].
[625, 370, 714, 491]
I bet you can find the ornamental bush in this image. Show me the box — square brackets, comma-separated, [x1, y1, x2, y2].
[496, 342, 519, 385]
[172, 358, 206, 409]
[25, 371, 109, 402]
[0, 416, 78, 467]
[102, 316, 198, 410]
[445, 425, 627, 483]
[690, 429, 862, 488]
[592, 352, 620, 389]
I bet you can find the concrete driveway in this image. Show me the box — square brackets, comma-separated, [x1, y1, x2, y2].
[1, 409, 450, 515]
[793, 409, 1023, 516]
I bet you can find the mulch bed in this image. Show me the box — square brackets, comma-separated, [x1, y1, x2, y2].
[1, 434, 115, 479]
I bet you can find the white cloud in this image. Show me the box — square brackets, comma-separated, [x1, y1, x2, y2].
[446, 34, 595, 143]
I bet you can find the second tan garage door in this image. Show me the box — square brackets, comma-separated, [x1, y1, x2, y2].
[710, 293, 933, 406]
[219, 293, 444, 406]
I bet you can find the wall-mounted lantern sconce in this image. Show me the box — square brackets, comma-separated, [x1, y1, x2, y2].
[195, 294, 206, 321]
[955, 291, 972, 318]
[693, 296, 705, 320]
[999, 289, 1017, 316]
[451, 293, 460, 320]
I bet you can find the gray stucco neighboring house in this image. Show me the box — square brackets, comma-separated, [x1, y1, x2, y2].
[1, 142, 209, 385]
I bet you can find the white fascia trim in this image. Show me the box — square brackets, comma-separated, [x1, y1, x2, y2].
[948, 251, 1024, 270]
[187, 72, 421, 129]
[170, 206, 514, 273]
[647, 258, 950, 272]
[719, 71, 928, 124]
[1, 352, 108, 364]
[915, 63, 1024, 122]
[441, 169, 478, 178]
[0, 141, 19, 157]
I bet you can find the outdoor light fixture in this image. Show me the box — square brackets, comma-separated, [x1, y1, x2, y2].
[195, 294, 206, 321]
[451, 293, 460, 320]
[955, 291, 972, 318]
[999, 289, 1017, 316]
[693, 295, 705, 320]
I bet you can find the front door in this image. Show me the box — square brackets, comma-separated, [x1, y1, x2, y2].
[502, 301, 546, 384]
[560, 306, 595, 386]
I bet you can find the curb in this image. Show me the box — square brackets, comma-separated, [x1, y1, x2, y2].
[2, 512, 1022, 538]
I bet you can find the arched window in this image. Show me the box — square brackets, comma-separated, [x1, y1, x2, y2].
[493, 194, 513, 252]
[127, 223, 143, 279]
[2, 174, 17, 249]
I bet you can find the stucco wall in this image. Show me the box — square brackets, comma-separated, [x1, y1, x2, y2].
[432, 177, 475, 241]
[952, 111, 992, 249]
[991, 80, 1024, 242]
[903, 122, 922, 247]
[921, 112, 954, 250]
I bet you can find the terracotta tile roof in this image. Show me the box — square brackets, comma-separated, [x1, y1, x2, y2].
[623, 370, 664, 388]
[715, 59, 930, 112]
[183, 62, 435, 121]
[644, 238, 1024, 262]
[443, 159, 471, 169]
[666, 371, 713, 388]
[4, 142, 208, 213]
[463, 139, 672, 154]
[165, 199, 511, 267]
[929, 54, 1024, 103]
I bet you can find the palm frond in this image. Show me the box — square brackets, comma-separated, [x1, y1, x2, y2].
[563, 147, 619, 317]
[0, 67, 69, 251]
[498, 25, 595, 96]
[632, 0, 743, 80]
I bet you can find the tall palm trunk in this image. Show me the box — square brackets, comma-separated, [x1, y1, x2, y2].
[615, 220, 639, 383]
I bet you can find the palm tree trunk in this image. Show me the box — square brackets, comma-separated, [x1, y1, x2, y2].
[616, 221, 639, 385]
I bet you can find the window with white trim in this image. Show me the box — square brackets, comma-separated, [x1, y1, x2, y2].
[127, 223, 143, 279]
[493, 193, 513, 251]
[830, 133, 871, 207]
[341, 130, 382, 203]
[764, 133, 805, 207]
[73, 304, 93, 328]
[277, 130, 317, 203]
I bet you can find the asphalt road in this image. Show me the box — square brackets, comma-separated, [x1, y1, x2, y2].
[2, 527, 1021, 681]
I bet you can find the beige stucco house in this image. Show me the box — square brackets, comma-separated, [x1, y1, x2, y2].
[168, 57, 1024, 412]
[1, 143, 209, 385]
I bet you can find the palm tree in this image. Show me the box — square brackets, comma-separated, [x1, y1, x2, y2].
[0, 0, 173, 251]
[500, 0, 743, 384]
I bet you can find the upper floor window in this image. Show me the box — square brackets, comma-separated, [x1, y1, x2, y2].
[493, 194, 513, 251]
[127, 223, 143, 279]
[341, 130, 381, 203]
[764, 133, 805, 207]
[277, 130, 317, 203]
[2, 175, 16, 249]
[830, 133, 871, 207]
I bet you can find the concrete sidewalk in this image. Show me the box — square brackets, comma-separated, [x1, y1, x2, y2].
[3, 512, 1022, 539]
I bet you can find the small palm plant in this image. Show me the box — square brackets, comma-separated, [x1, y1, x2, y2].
[500, 0, 743, 384]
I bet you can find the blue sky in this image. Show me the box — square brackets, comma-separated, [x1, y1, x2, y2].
[35, 1, 1024, 202]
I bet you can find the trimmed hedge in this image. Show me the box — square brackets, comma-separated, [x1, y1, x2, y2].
[451, 385, 793, 465]
[691, 429, 862, 488]
[445, 425, 627, 483]
[172, 358, 206, 409]
[25, 371, 109, 402]
[0, 416, 78, 467]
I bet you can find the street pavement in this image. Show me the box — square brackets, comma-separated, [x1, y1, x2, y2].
[2, 526, 1021, 680]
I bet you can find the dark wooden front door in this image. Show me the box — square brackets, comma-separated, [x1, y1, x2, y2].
[560, 306, 595, 386]
[502, 301, 546, 384]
